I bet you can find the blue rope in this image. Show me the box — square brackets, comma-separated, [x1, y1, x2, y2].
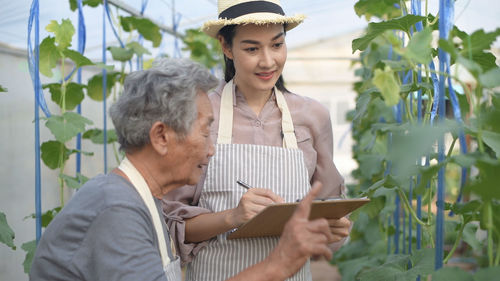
[76, 0, 86, 177]
[104, 1, 133, 70]
[435, 0, 454, 270]
[28, 0, 43, 243]
[102, 1, 108, 174]
[173, 12, 182, 58]
[136, 0, 149, 70]
[28, 0, 50, 118]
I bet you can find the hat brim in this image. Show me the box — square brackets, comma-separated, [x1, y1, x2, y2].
[202, 13, 305, 38]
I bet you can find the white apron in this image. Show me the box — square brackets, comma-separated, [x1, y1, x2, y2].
[119, 158, 182, 281]
[186, 80, 312, 281]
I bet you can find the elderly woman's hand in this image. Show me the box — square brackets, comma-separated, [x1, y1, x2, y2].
[266, 182, 334, 280]
[229, 188, 285, 227]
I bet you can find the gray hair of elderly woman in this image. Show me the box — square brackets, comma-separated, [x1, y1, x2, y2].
[110, 58, 218, 152]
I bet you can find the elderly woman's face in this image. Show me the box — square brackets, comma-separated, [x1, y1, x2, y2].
[168, 92, 215, 186]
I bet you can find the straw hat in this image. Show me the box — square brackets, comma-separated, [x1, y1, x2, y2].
[202, 0, 305, 38]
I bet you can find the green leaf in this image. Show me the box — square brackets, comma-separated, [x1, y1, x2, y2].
[82, 128, 118, 144]
[473, 267, 500, 281]
[479, 67, 500, 89]
[358, 154, 384, 178]
[466, 160, 500, 200]
[107, 46, 134, 62]
[25, 207, 61, 228]
[352, 15, 426, 53]
[83, 0, 101, 7]
[44, 82, 85, 111]
[372, 66, 400, 106]
[63, 49, 94, 68]
[22, 240, 37, 274]
[86, 72, 120, 101]
[432, 267, 473, 281]
[69, 0, 77, 11]
[126, 41, 151, 56]
[462, 223, 482, 252]
[457, 56, 483, 78]
[482, 130, 500, 158]
[472, 52, 498, 72]
[119, 16, 162, 47]
[354, 0, 401, 21]
[60, 173, 89, 189]
[0, 212, 15, 250]
[45, 112, 93, 143]
[0, 85, 7, 92]
[403, 27, 432, 64]
[182, 28, 222, 68]
[45, 19, 75, 50]
[39, 37, 61, 77]
[461, 28, 500, 57]
[40, 140, 70, 169]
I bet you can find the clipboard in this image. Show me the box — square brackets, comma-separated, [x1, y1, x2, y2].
[227, 198, 370, 240]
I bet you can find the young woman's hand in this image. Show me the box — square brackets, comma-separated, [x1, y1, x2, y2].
[229, 188, 284, 227]
[326, 217, 351, 242]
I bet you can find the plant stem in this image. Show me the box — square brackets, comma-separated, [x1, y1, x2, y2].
[443, 217, 468, 264]
[446, 137, 457, 158]
[397, 188, 431, 226]
[487, 203, 494, 266]
[495, 237, 500, 266]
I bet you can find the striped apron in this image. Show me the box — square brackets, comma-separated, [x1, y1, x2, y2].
[186, 80, 312, 281]
[119, 158, 182, 281]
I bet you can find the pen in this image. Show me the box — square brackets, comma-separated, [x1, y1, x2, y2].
[236, 180, 252, 190]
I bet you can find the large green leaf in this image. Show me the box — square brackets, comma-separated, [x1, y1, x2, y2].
[432, 267, 473, 281]
[0, 85, 7, 92]
[352, 15, 426, 53]
[45, 112, 93, 143]
[466, 160, 500, 200]
[82, 128, 117, 144]
[44, 82, 85, 111]
[462, 223, 482, 252]
[45, 19, 74, 50]
[358, 154, 384, 178]
[0, 212, 15, 250]
[63, 49, 94, 68]
[372, 66, 400, 106]
[461, 28, 500, 57]
[479, 67, 500, 89]
[482, 130, 500, 157]
[473, 267, 500, 281]
[86, 72, 120, 101]
[107, 46, 134, 62]
[354, 0, 401, 21]
[39, 37, 61, 77]
[182, 28, 222, 68]
[21, 240, 37, 274]
[403, 27, 432, 64]
[119, 16, 162, 47]
[40, 140, 70, 169]
[126, 41, 151, 56]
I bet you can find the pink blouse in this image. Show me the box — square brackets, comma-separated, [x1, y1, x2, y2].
[162, 81, 345, 263]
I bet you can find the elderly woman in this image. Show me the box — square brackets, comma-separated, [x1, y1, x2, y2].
[29, 58, 335, 281]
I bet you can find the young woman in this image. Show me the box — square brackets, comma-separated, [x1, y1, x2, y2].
[162, 1, 351, 280]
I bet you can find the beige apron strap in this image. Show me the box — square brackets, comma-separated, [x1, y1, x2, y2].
[217, 80, 298, 149]
[274, 87, 298, 149]
[217, 80, 234, 144]
[118, 157, 171, 267]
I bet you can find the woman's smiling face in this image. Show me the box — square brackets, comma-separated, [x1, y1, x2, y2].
[221, 23, 287, 95]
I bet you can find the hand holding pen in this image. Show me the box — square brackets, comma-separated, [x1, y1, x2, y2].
[230, 180, 285, 226]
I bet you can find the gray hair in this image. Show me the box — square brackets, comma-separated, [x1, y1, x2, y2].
[110, 58, 218, 152]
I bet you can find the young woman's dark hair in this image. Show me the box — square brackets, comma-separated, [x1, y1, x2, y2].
[218, 24, 290, 93]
